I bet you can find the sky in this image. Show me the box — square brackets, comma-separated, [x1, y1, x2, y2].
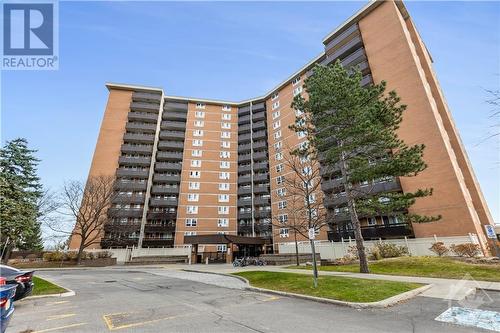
[2, 1, 499, 226]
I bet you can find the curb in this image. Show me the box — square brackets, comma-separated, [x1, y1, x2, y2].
[25, 278, 76, 300]
[183, 269, 432, 308]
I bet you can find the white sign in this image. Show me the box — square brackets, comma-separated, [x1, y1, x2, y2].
[308, 228, 316, 240]
[485, 225, 497, 239]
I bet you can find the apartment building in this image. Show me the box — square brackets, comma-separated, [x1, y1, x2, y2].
[69, 0, 494, 253]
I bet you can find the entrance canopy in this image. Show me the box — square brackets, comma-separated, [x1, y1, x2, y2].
[184, 234, 266, 245]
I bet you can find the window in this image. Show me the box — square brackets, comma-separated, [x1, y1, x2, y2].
[221, 141, 231, 149]
[193, 139, 203, 147]
[194, 120, 204, 127]
[279, 228, 289, 238]
[218, 194, 229, 202]
[277, 188, 286, 197]
[272, 120, 281, 130]
[217, 244, 227, 252]
[275, 152, 283, 161]
[192, 150, 202, 157]
[196, 102, 205, 109]
[307, 193, 317, 204]
[272, 101, 280, 110]
[222, 113, 231, 120]
[219, 183, 230, 191]
[187, 193, 199, 202]
[218, 206, 229, 215]
[272, 111, 280, 119]
[219, 172, 230, 180]
[191, 160, 202, 167]
[186, 218, 197, 227]
[278, 214, 288, 223]
[276, 175, 285, 185]
[302, 166, 312, 176]
[193, 130, 203, 137]
[190, 171, 201, 178]
[308, 208, 318, 219]
[188, 182, 200, 190]
[186, 206, 198, 214]
[221, 131, 231, 139]
[217, 218, 229, 227]
[278, 201, 287, 210]
[273, 130, 282, 140]
[221, 122, 231, 129]
[276, 164, 284, 173]
[271, 92, 279, 100]
[367, 217, 377, 226]
[274, 141, 282, 151]
[292, 76, 301, 86]
[195, 111, 205, 118]
[222, 105, 231, 111]
[220, 151, 231, 159]
[293, 86, 303, 96]
[220, 161, 230, 169]
[184, 231, 197, 236]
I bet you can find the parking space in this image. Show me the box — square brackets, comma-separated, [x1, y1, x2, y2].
[9, 268, 496, 332]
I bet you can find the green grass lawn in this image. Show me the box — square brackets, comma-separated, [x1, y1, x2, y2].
[233, 271, 421, 303]
[287, 256, 500, 282]
[32, 276, 67, 296]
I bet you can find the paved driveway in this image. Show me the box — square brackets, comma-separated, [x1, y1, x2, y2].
[9, 267, 498, 333]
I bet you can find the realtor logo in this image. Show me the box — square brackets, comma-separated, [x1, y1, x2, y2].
[2, 1, 58, 70]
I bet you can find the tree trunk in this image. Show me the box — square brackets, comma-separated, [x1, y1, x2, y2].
[77, 241, 85, 265]
[294, 230, 300, 266]
[310, 239, 318, 288]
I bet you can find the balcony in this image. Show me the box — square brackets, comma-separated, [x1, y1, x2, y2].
[253, 186, 269, 194]
[238, 154, 251, 163]
[162, 112, 187, 121]
[118, 156, 151, 166]
[237, 199, 252, 207]
[238, 115, 251, 125]
[323, 179, 402, 207]
[238, 174, 251, 184]
[253, 151, 267, 161]
[252, 112, 266, 122]
[112, 194, 146, 205]
[128, 112, 158, 123]
[253, 162, 268, 172]
[238, 105, 251, 116]
[239, 123, 251, 133]
[116, 168, 149, 178]
[151, 185, 179, 195]
[238, 211, 252, 219]
[125, 122, 156, 133]
[150, 198, 178, 207]
[324, 34, 363, 65]
[361, 74, 372, 87]
[155, 162, 182, 172]
[253, 121, 266, 130]
[153, 174, 181, 183]
[321, 178, 342, 192]
[253, 141, 267, 150]
[121, 144, 153, 154]
[238, 143, 251, 153]
[104, 223, 141, 233]
[238, 164, 251, 173]
[142, 238, 174, 248]
[239, 133, 251, 142]
[132, 92, 162, 103]
[159, 130, 185, 141]
[253, 131, 266, 140]
[237, 187, 252, 195]
[158, 141, 184, 151]
[327, 223, 413, 241]
[101, 238, 138, 249]
[255, 210, 271, 219]
[253, 173, 268, 182]
[254, 197, 270, 206]
[252, 102, 265, 112]
[147, 211, 177, 220]
[130, 102, 160, 113]
[161, 121, 186, 131]
[108, 208, 143, 218]
[123, 133, 155, 144]
[144, 223, 176, 232]
[114, 181, 147, 191]
[156, 151, 183, 161]
[164, 101, 188, 112]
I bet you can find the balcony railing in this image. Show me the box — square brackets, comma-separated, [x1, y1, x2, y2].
[162, 112, 187, 121]
[155, 162, 182, 172]
[153, 174, 181, 183]
[132, 92, 162, 103]
[157, 141, 184, 150]
[121, 144, 153, 154]
[130, 101, 160, 113]
[114, 181, 147, 191]
[327, 223, 413, 241]
[159, 130, 185, 141]
[128, 112, 158, 123]
[118, 156, 151, 166]
[156, 151, 183, 161]
[116, 168, 149, 178]
[125, 122, 156, 133]
[108, 208, 143, 218]
[123, 133, 155, 143]
[151, 186, 179, 194]
[150, 197, 178, 207]
[160, 121, 186, 131]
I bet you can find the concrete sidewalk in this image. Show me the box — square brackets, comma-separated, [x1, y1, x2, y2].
[159, 263, 500, 301]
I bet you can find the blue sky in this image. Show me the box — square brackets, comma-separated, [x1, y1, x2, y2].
[2, 1, 499, 222]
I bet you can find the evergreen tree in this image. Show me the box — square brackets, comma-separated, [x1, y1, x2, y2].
[0, 138, 44, 257]
[292, 61, 440, 273]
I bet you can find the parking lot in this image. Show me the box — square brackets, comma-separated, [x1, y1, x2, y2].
[9, 267, 498, 332]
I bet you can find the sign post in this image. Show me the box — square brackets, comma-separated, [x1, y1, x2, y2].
[484, 225, 499, 259]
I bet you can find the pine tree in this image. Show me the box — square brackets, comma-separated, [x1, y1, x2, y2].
[0, 138, 44, 257]
[292, 61, 440, 273]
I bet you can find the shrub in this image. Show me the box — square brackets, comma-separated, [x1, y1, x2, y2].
[97, 251, 112, 259]
[85, 252, 95, 260]
[64, 251, 79, 261]
[370, 241, 409, 260]
[43, 251, 64, 261]
[346, 245, 359, 260]
[429, 242, 449, 256]
[450, 243, 481, 258]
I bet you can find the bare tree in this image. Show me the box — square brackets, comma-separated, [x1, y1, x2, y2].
[48, 175, 117, 264]
[273, 142, 329, 288]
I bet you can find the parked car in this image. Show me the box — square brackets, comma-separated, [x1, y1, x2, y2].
[0, 277, 16, 333]
[0, 265, 34, 301]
